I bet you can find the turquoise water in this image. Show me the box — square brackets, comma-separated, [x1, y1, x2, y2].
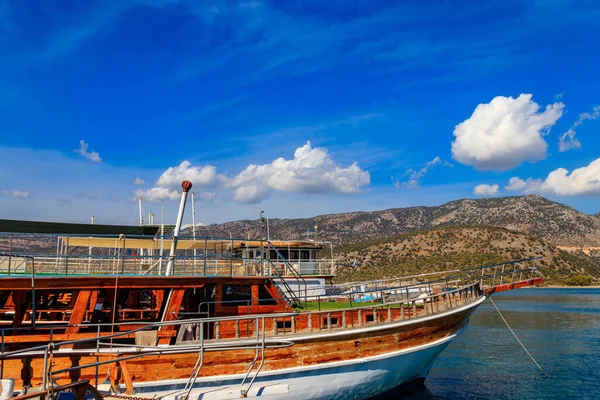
[407, 288, 600, 399]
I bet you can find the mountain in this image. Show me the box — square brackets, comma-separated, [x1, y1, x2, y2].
[332, 225, 600, 285]
[191, 195, 600, 247]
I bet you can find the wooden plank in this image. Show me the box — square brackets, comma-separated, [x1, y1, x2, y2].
[119, 360, 135, 395]
[12, 291, 30, 328]
[158, 289, 185, 344]
[0, 276, 269, 290]
[0, 330, 176, 345]
[251, 284, 259, 306]
[65, 290, 93, 334]
[264, 282, 290, 311]
[88, 290, 98, 312]
[484, 277, 543, 295]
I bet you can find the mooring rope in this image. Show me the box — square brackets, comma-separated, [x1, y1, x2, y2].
[488, 297, 547, 376]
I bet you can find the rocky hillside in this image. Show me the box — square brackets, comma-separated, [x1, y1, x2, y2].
[332, 226, 600, 285]
[192, 195, 600, 247]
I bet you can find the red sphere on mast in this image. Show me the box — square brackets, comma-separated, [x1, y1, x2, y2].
[182, 180, 193, 192]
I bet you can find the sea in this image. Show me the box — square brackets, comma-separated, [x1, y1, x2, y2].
[396, 288, 600, 399]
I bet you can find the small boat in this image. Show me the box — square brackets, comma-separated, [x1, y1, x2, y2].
[0, 181, 543, 400]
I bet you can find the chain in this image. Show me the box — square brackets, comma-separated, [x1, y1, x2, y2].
[104, 394, 145, 400]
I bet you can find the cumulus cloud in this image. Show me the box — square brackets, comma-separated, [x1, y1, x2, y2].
[395, 156, 452, 188]
[136, 161, 221, 202]
[2, 189, 29, 198]
[155, 161, 219, 188]
[132, 177, 145, 185]
[227, 141, 370, 203]
[74, 140, 101, 162]
[451, 94, 564, 171]
[136, 143, 369, 203]
[506, 158, 600, 196]
[136, 187, 180, 201]
[473, 184, 499, 196]
[558, 105, 600, 152]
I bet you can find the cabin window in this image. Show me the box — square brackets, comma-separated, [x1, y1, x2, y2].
[300, 250, 310, 260]
[290, 250, 299, 260]
[278, 250, 288, 259]
[222, 285, 252, 307]
[258, 285, 278, 306]
[276, 319, 292, 330]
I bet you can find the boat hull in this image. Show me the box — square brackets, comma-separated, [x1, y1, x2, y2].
[121, 325, 462, 400]
[3, 295, 486, 400]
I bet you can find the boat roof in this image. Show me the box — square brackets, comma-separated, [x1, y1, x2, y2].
[60, 237, 324, 250]
[0, 218, 162, 236]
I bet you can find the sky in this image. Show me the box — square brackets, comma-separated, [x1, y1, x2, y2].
[1, 0, 600, 225]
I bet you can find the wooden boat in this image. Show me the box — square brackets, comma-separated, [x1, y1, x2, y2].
[0, 181, 543, 400]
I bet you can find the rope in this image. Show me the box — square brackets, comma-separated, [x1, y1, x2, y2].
[488, 297, 547, 376]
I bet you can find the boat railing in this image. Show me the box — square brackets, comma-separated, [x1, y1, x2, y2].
[0, 257, 542, 393]
[331, 256, 542, 294]
[0, 312, 298, 395]
[196, 256, 542, 317]
[0, 253, 335, 278]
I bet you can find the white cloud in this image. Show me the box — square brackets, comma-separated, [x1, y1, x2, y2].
[135, 187, 180, 202]
[506, 158, 600, 196]
[396, 156, 452, 188]
[2, 189, 29, 198]
[132, 177, 145, 185]
[136, 161, 222, 202]
[155, 161, 220, 188]
[74, 140, 101, 162]
[473, 184, 499, 196]
[558, 105, 600, 152]
[227, 141, 370, 203]
[451, 94, 564, 171]
[136, 142, 369, 203]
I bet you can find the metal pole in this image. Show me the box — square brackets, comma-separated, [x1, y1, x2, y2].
[267, 218, 270, 242]
[8, 233, 12, 277]
[30, 257, 36, 328]
[165, 181, 193, 276]
[138, 197, 144, 226]
[192, 192, 197, 269]
[159, 207, 164, 275]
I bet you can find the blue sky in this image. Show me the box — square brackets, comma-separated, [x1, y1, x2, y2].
[1, 0, 600, 225]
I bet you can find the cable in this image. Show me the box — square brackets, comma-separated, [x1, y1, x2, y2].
[489, 296, 547, 376]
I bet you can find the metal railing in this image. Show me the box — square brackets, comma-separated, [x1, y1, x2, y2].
[0, 256, 541, 396]
[0, 312, 298, 396]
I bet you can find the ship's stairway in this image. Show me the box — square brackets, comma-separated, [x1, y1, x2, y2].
[264, 242, 308, 309]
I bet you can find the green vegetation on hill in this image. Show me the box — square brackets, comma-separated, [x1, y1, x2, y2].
[332, 225, 600, 286]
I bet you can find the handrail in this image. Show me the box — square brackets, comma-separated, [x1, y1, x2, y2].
[267, 258, 303, 308]
[268, 241, 308, 304]
[0, 312, 298, 360]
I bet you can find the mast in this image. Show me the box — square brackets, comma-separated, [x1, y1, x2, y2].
[138, 197, 144, 226]
[165, 180, 192, 276]
[192, 192, 197, 264]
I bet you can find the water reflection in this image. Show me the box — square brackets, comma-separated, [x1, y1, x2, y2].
[395, 289, 600, 400]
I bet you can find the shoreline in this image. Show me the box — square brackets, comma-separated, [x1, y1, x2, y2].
[537, 285, 600, 289]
